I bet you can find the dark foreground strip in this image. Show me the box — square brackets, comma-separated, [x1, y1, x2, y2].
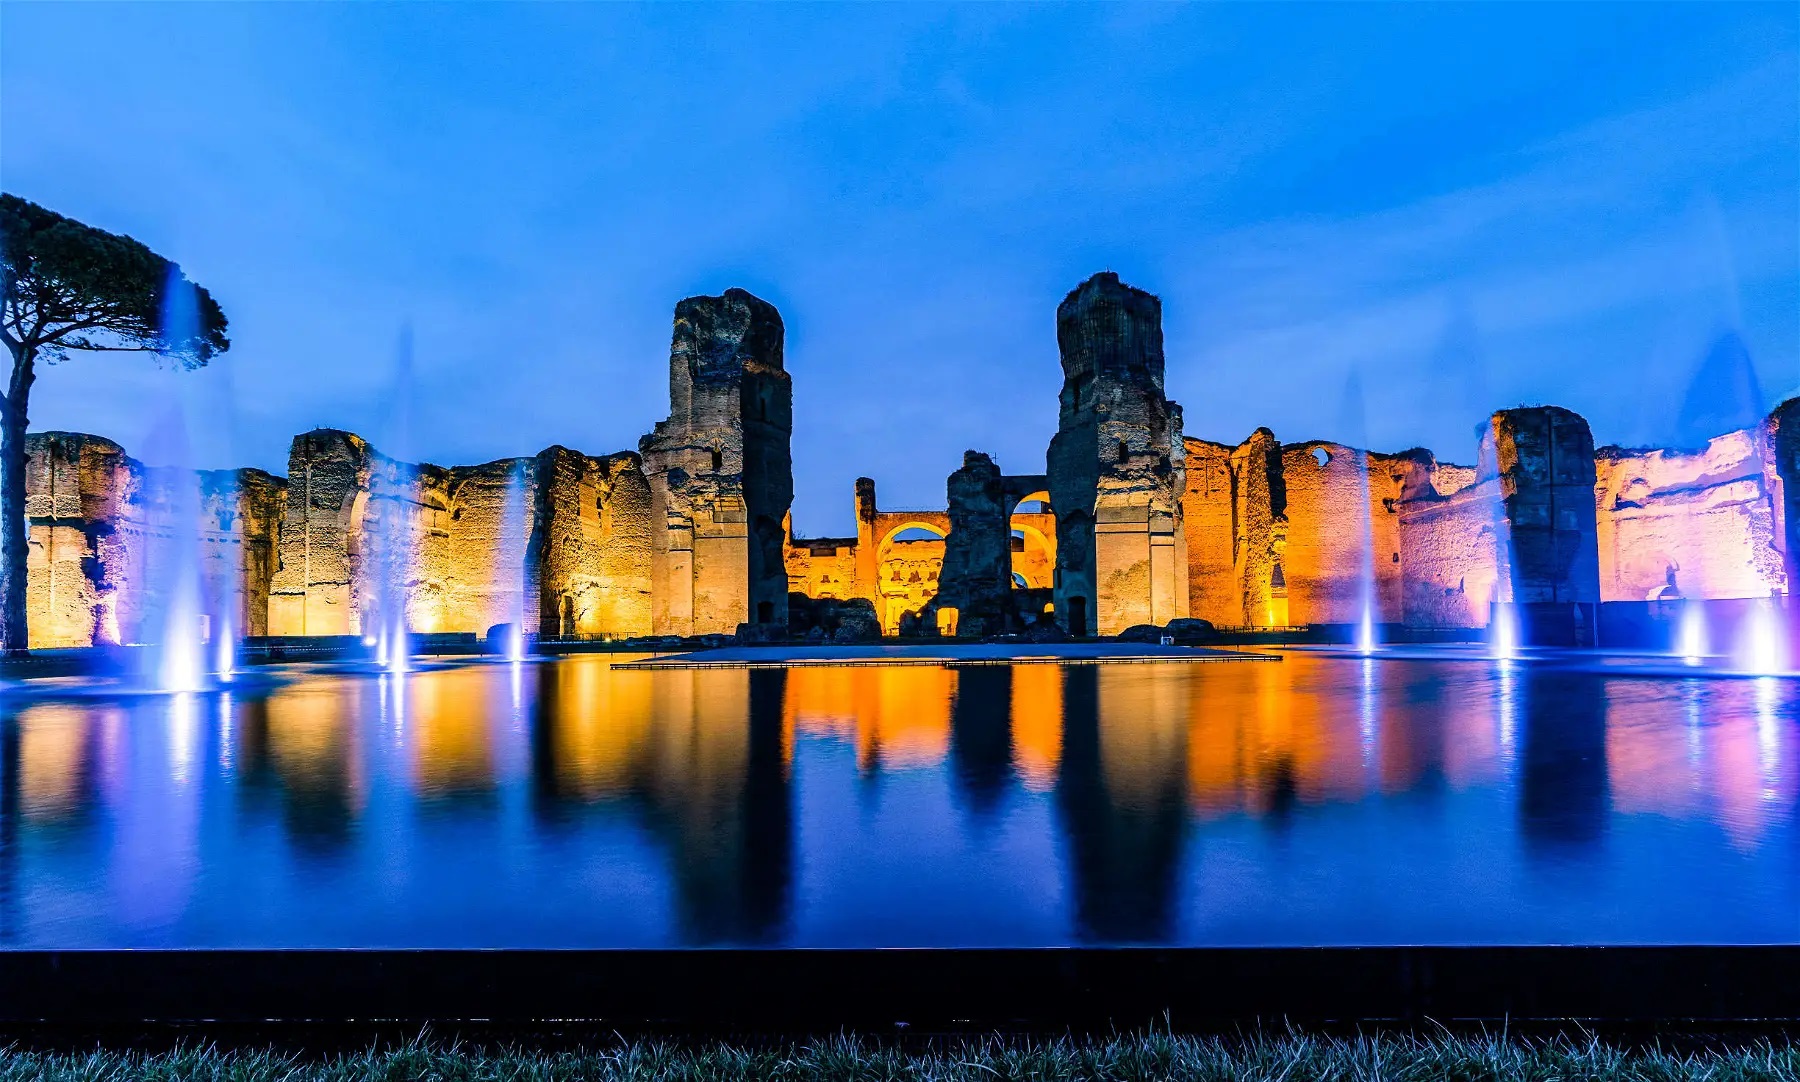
[1, 947, 1795, 1027]
[1, 1029, 1797, 1081]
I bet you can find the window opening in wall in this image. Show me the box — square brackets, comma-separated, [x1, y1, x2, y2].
[756, 600, 774, 624]
[710, 447, 722, 471]
[1313, 447, 1331, 468]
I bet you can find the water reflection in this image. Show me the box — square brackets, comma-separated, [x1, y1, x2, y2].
[528, 664, 791, 943]
[236, 691, 363, 851]
[0, 654, 1793, 947]
[1517, 672, 1611, 856]
[1058, 668, 1188, 941]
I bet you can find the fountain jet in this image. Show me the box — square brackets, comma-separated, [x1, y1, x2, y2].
[1491, 602, 1520, 662]
[1676, 600, 1708, 666]
[1736, 597, 1786, 675]
[504, 459, 530, 662]
[1337, 370, 1380, 655]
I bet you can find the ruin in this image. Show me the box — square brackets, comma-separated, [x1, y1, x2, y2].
[928, 451, 1013, 637]
[1046, 273, 1188, 636]
[15, 274, 1800, 651]
[640, 289, 793, 636]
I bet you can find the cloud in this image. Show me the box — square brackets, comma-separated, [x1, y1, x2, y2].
[1165, 57, 1799, 456]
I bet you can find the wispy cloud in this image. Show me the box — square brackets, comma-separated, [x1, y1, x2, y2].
[1167, 58, 1799, 457]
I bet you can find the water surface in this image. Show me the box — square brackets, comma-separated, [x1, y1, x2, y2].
[1, 653, 1794, 947]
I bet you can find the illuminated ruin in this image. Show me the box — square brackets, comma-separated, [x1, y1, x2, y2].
[17, 275, 1798, 649]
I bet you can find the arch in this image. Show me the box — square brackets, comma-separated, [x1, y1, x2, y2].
[1010, 490, 1051, 515]
[1009, 521, 1056, 589]
[874, 519, 948, 636]
[875, 519, 948, 553]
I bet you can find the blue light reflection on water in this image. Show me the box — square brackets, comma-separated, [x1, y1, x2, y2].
[0, 654, 1794, 948]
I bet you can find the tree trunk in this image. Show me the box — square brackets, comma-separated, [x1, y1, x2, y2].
[0, 345, 34, 657]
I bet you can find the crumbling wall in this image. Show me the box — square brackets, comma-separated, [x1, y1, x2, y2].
[931, 451, 1012, 636]
[1047, 272, 1187, 635]
[785, 535, 859, 601]
[533, 447, 653, 638]
[1229, 428, 1285, 627]
[26, 433, 286, 648]
[1279, 442, 1409, 625]
[22, 433, 134, 648]
[269, 429, 373, 636]
[1181, 437, 1238, 626]
[1596, 428, 1785, 602]
[198, 468, 286, 639]
[1770, 398, 1800, 591]
[640, 289, 794, 635]
[272, 430, 639, 640]
[1396, 455, 1497, 629]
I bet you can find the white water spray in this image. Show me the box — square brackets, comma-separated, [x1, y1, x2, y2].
[1736, 597, 1786, 675]
[1338, 371, 1380, 656]
[504, 460, 529, 662]
[1491, 603, 1520, 663]
[1675, 600, 1708, 666]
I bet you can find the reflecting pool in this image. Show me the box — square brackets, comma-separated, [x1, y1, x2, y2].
[0, 653, 1794, 947]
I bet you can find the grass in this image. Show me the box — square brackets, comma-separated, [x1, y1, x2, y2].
[1, 1029, 1795, 1082]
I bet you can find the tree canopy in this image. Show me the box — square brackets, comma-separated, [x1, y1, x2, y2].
[0, 192, 228, 366]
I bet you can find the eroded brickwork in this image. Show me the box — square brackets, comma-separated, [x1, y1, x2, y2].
[640, 290, 794, 635]
[1047, 273, 1188, 635]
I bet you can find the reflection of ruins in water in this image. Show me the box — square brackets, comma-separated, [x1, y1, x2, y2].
[235, 688, 365, 851]
[1056, 668, 1190, 942]
[0, 654, 1794, 946]
[528, 662, 793, 943]
[1516, 671, 1612, 858]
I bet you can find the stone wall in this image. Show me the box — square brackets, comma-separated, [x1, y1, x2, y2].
[1047, 272, 1188, 635]
[200, 467, 285, 639]
[1278, 442, 1410, 626]
[1180, 437, 1237, 626]
[1395, 455, 1497, 629]
[269, 430, 652, 640]
[1228, 428, 1285, 627]
[1595, 426, 1785, 602]
[412, 458, 536, 636]
[22, 433, 135, 648]
[640, 289, 794, 635]
[24, 432, 286, 649]
[268, 429, 371, 636]
[533, 447, 654, 638]
[784, 534, 859, 602]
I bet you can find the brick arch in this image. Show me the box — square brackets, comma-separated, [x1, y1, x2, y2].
[873, 514, 950, 553]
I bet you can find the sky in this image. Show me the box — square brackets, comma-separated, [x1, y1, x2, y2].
[2, 3, 1795, 535]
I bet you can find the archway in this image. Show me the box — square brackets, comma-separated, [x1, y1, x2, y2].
[1008, 490, 1057, 611]
[875, 521, 947, 634]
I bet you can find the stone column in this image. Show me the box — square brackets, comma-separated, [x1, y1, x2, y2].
[1483, 406, 1602, 646]
[933, 451, 1012, 636]
[1046, 272, 1188, 636]
[640, 289, 793, 636]
[853, 476, 880, 604]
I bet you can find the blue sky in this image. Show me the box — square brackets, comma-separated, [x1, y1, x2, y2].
[2, 3, 1795, 534]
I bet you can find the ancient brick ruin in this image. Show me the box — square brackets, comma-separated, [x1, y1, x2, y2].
[16, 274, 1799, 650]
[641, 290, 793, 636]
